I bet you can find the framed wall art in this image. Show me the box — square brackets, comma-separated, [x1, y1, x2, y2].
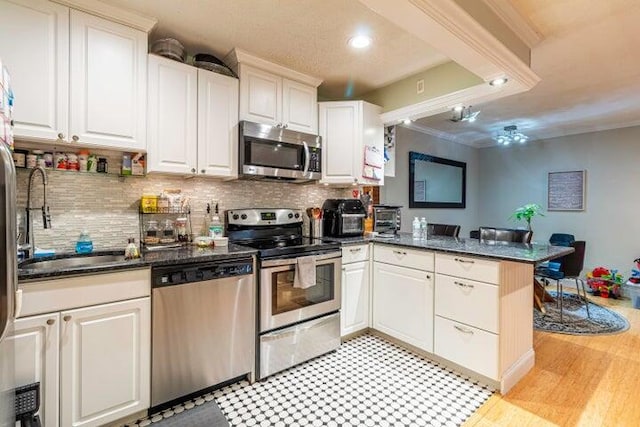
[547, 170, 586, 211]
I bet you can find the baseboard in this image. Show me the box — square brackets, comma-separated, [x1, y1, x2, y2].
[341, 327, 371, 342]
[500, 348, 535, 394]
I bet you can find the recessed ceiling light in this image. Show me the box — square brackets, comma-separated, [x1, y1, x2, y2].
[489, 77, 508, 86]
[348, 35, 372, 49]
[402, 118, 412, 125]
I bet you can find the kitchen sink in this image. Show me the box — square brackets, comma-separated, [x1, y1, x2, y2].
[19, 252, 127, 272]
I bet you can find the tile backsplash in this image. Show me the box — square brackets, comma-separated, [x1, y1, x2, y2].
[17, 168, 349, 252]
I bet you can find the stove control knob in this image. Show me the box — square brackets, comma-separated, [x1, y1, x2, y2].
[288, 213, 293, 219]
[294, 213, 300, 218]
[241, 214, 247, 220]
[233, 214, 239, 220]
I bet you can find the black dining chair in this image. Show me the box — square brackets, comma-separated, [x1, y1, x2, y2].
[427, 223, 460, 238]
[535, 241, 590, 322]
[479, 227, 532, 244]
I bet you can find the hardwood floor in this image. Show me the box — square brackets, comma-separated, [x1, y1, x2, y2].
[465, 293, 640, 427]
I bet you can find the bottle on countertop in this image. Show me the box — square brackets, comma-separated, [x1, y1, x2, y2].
[200, 203, 211, 237]
[75, 229, 93, 254]
[420, 217, 427, 239]
[412, 217, 421, 239]
[208, 202, 223, 238]
[124, 238, 140, 260]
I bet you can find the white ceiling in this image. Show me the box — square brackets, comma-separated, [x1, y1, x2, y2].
[414, 0, 640, 146]
[101, 0, 449, 99]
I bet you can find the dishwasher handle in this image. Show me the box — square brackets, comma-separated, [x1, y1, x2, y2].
[152, 258, 254, 288]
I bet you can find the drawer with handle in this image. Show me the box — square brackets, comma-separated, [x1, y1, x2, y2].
[341, 244, 370, 264]
[434, 315, 499, 380]
[374, 244, 434, 272]
[435, 253, 500, 284]
[435, 274, 499, 333]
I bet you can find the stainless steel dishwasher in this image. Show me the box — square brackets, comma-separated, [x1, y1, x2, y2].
[150, 257, 255, 410]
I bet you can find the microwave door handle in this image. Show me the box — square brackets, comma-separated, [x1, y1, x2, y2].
[302, 141, 310, 176]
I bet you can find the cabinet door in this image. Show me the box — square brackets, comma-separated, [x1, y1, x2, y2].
[147, 54, 198, 175]
[341, 261, 370, 337]
[239, 65, 281, 126]
[69, 10, 147, 151]
[372, 262, 434, 352]
[60, 297, 150, 427]
[197, 69, 239, 177]
[10, 313, 60, 427]
[0, 0, 69, 142]
[319, 102, 360, 185]
[360, 101, 384, 185]
[282, 78, 317, 134]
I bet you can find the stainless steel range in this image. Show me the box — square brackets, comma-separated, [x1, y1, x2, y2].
[226, 208, 341, 379]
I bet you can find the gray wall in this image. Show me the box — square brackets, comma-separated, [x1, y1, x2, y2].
[381, 126, 480, 236]
[478, 126, 640, 275]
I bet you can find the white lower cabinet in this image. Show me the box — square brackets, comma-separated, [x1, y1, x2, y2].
[14, 269, 151, 427]
[341, 261, 370, 336]
[434, 316, 498, 379]
[372, 262, 434, 352]
[60, 298, 151, 427]
[11, 313, 60, 427]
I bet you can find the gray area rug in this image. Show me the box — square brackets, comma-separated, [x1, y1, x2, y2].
[534, 291, 630, 335]
[128, 398, 229, 427]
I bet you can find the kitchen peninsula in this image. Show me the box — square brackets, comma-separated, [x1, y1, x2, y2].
[331, 234, 573, 394]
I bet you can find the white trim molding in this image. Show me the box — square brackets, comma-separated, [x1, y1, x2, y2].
[52, 0, 157, 32]
[401, 122, 475, 147]
[224, 48, 323, 88]
[482, 0, 544, 48]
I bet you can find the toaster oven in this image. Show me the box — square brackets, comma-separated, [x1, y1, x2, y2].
[373, 205, 401, 235]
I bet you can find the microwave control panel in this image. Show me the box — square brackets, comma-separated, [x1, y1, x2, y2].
[308, 148, 321, 172]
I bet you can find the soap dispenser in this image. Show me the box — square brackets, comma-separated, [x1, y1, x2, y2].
[75, 229, 93, 254]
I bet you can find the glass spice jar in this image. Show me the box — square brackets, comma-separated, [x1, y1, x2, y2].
[160, 219, 176, 243]
[144, 220, 160, 245]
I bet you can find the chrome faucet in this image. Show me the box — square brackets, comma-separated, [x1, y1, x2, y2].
[24, 166, 51, 258]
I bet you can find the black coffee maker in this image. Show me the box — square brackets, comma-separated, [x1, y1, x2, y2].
[322, 199, 366, 237]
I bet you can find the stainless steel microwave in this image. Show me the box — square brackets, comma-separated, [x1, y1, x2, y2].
[239, 120, 321, 182]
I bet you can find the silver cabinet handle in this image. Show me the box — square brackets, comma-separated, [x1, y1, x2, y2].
[349, 247, 362, 253]
[393, 250, 407, 256]
[71, 135, 79, 142]
[63, 315, 72, 322]
[57, 133, 65, 140]
[46, 318, 56, 326]
[201, 169, 205, 174]
[426, 274, 431, 279]
[454, 325, 474, 334]
[454, 281, 474, 289]
[191, 168, 196, 173]
[454, 257, 474, 264]
[283, 123, 288, 129]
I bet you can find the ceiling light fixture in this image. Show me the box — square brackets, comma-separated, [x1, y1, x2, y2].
[489, 77, 508, 86]
[494, 125, 528, 145]
[450, 106, 480, 123]
[402, 118, 412, 125]
[348, 35, 372, 49]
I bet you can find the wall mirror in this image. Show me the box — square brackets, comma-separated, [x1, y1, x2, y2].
[409, 151, 466, 208]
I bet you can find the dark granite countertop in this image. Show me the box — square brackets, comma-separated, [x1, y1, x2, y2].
[18, 244, 258, 282]
[369, 233, 573, 264]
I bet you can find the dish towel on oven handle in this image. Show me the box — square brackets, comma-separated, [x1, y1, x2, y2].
[293, 255, 317, 289]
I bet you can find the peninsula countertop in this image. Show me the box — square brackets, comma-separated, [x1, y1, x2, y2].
[324, 233, 573, 263]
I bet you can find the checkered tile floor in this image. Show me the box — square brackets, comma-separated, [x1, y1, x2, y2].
[213, 333, 493, 427]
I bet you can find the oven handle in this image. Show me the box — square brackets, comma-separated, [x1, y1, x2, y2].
[260, 251, 341, 268]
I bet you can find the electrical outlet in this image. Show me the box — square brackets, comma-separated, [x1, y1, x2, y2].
[416, 79, 424, 94]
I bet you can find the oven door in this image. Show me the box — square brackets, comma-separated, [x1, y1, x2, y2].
[260, 252, 341, 332]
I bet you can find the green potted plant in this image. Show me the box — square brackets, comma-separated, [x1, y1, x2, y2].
[510, 203, 544, 232]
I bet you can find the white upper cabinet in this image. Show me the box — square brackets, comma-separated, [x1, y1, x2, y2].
[146, 54, 198, 175]
[319, 100, 384, 186]
[69, 10, 147, 151]
[0, 0, 69, 141]
[226, 48, 321, 134]
[147, 54, 239, 178]
[197, 68, 239, 177]
[0, 1, 151, 151]
[240, 66, 281, 126]
[281, 78, 317, 134]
